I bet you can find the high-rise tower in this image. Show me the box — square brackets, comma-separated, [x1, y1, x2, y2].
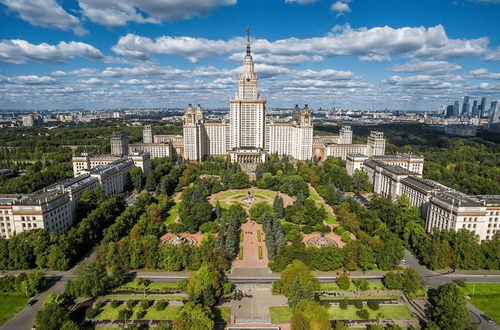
[229, 28, 266, 150]
[111, 131, 129, 156]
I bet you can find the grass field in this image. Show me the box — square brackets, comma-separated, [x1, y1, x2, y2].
[0, 291, 29, 325]
[270, 304, 412, 321]
[94, 304, 181, 320]
[94, 304, 230, 322]
[309, 187, 321, 201]
[319, 295, 399, 300]
[104, 295, 186, 301]
[239, 247, 244, 260]
[326, 212, 337, 224]
[319, 281, 386, 291]
[270, 306, 293, 322]
[114, 281, 180, 292]
[328, 305, 413, 320]
[258, 246, 263, 259]
[459, 283, 500, 323]
[165, 202, 180, 224]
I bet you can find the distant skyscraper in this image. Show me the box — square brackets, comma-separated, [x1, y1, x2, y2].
[489, 101, 499, 128]
[480, 97, 487, 118]
[446, 105, 454, 118]
[462, 96, 470, 115]
[453, 101, 460, 117]
[472, 100, 479, 117]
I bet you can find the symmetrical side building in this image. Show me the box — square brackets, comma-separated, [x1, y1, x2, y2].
[347, 153, 500, 241]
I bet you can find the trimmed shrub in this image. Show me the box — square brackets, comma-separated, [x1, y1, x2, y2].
[94, 299, 105, 309]
[367, 300, 379, 310]
[177, 279, 188, 291]
[336, 275, 350, 290]
[85, 308, 99, 319]
[139, 300, 151, 309]
[155, 300, 168, 311]
[356, 309, 369, 319]
[136, 309, 146, 319]
[354, 300, 363, 309]
[111, 300, 121, 308]
[302, 225, 314, 234]
[126, 300, 136, 308]
[339, 298, 348, 310]
[272, 281, 282, 294]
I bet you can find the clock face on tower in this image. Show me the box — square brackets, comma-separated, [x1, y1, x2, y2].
[246, 78, 250, 82]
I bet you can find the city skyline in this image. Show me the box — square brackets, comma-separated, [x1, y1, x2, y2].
[0, 0, 500, 110]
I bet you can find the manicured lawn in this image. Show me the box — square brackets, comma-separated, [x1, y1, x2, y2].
[319, 295, 399, 300]
[0, 291, 29, 325]
[215, 306, 231, 322]
[165, 202, 181, 224]
[319, 281, 386, 291]
[104, 294, 186, 301]
[271, 305, 412, 321]
[328, 305, 413, 320]
[326, 212, 337, 224]
[459, 283, 500, 323]
[94, 304, 181, 320]
[258, 246, 263, 259]
[257, 229, 262, 242]
[215, 190, 242, 200]
[114, 281, 180, 292]
[270, 306, 293, 322]
[239, 247, 244, 260]
[253, 189, 278, 198]
[94, 304, 230, 322]
[309, 187, 321, 201]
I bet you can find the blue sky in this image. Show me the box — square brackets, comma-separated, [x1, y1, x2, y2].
[0, 0, 499, 110]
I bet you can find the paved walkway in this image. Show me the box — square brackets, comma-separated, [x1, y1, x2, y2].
[221, 284, 287, 320]
[233, 220, 268, 267]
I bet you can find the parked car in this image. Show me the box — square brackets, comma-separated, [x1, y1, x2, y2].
[482, 314, 493, 323]
[27, 299, 37, 306]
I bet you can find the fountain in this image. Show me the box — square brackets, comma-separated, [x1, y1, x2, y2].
[164, 235, 195, 246]
[242, 190, 256, 203]
[307, 236, 336, 248]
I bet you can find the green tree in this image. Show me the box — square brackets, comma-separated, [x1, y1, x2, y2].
[431, 283, 470, 330]
[383, 272, 403, 290]
[173, 302, 214, 330]
[65, 261, 109, 298]
[336, 275, 350, 290]
[273, 195, 285, 219]
[280, 260, 319, 296]
[186, 265, 223, 308]
[129, 167, 143, 191]
[118, 308, 133, 328]
[402, 267, 423, 295]
[287, 278, 315, 308]
[291, 300, 331, 330]
[35, 302, 70, 330]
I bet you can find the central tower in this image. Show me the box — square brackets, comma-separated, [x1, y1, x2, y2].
[229, 28, 266, 151]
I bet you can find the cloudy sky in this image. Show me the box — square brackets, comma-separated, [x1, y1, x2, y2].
[0, 0, 499, 110]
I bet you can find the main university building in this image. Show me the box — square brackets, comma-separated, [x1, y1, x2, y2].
[109, 32, 387, 166]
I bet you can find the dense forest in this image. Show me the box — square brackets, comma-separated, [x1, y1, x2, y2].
[316, 123, 500, 195]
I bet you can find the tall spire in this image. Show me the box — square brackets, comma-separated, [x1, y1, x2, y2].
[246, 27, 251, 56]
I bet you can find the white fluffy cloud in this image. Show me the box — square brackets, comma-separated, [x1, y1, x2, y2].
[331, 1, 351, 15]
[0, 74, 59, 85]
[78, 0, 236, 27]
[468, 68, 500, 79]
[0, 0, 85, 35]
[483, 47, 500, 61]
[391, 60, 462, 75]
[112, 24, 489, 62]
[0, 39, 104, 64]
[227, 52, 322, 65]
